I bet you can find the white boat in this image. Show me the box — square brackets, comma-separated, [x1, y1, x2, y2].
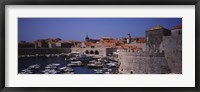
[42, 69, 51, 73]
[107, 69, 112, 72]
[63, 67, 74, 72]
[59, 66, 74, 72]
[20, 71, 33, 74]
[19, 64, 40, 74]
[106, 62, 117, 67]
[21, 69, 30, 72]
[71, 61, 82, 64]
[43, 69, 58, 74]
[94, 69, 103, 71]
[51, 63, 60, 66]
[46, 54, 50, 57]
[95, 69, 104, 74]
[20, 69, 33, 74]
[59, 66, 67, 70]
[105, 72, 110, 74]
[70, 57, 77, 61]
[103, 59, 109, 63]
[48, 69, 58, 74]
[87, 61, 103, 68]
[45, 63, 60, 69]
[67, 61, 83, 67]
[45, 66, 57, 69]
[28, 64, 40, 69]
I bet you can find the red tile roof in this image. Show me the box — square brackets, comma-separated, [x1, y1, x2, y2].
[100, 39, 117, 47]
[84, 42, 96, 47]
[133, 37, 146, 43]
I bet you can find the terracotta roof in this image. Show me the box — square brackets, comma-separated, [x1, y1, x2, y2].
[133, 37, 146, 43]
[99, 39, 117, 47]
[84, 42, 96, 47]
[136, 39, 146, 43]
[120, 45, 137, 49]
[101, 39, 116, 43]
[102, 42, 115, 47]
[149, 25, 168, 31]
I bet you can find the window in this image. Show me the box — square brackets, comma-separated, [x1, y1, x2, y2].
[95, 50, 99, 55]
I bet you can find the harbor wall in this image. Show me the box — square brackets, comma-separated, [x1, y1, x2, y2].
[118, 52, 171, 74]
[18, 48, 71, 55]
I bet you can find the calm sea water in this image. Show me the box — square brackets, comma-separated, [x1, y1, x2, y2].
[18, 56, 117, 74]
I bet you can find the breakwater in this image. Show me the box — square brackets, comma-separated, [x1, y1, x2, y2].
[18, 48, 71, 55]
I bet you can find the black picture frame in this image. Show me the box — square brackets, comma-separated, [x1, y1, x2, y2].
[0, 0, 199, 92]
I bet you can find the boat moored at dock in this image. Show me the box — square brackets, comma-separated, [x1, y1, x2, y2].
[67, 61, 84, 67]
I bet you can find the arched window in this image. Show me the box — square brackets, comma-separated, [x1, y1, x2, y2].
[94, 50, 99, 55]
[90, 50, 94, 54]
[85, 50, 89, 54]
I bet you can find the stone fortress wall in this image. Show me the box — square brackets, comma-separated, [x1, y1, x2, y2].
[160, 29, 182, 73]
[118, 25, 182, 74]
[118, 51, 171, 74]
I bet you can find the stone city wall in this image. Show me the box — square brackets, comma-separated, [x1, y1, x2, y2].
[160, 30, 182, 73]
[118, 53, 171, 74]
[118, 51, 164, 57]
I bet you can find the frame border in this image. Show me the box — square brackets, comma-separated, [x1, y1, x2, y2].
[0, 0, 199, 92]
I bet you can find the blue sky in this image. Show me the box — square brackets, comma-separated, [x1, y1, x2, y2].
[18, 18, 182, 42]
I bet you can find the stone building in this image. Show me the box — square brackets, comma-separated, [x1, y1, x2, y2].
[118, 24, 182, 74]
[34, 38, 73, 48]
[160, 25, 182, 73]
[115, 35, 146, 53]
[55, 41, 74, 48]
[34, 39, 49, 48]
[74, 36, 117, 57]
[47, 38, 61, 48]
[146, 25, 171, 53]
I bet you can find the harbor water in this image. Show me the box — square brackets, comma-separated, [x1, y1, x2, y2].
[18, 55, 118, 74]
